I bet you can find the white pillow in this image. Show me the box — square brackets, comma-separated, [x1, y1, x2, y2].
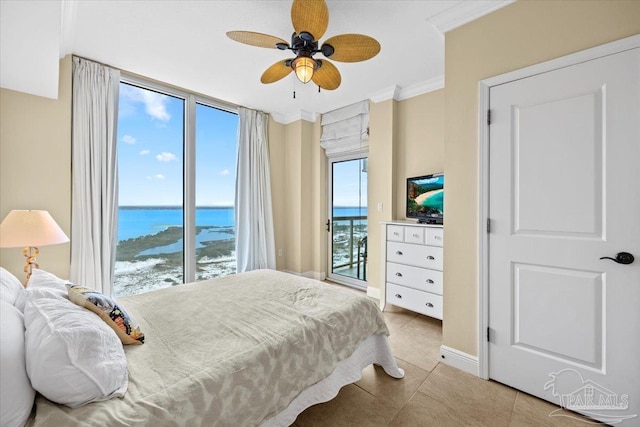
[24, 287, 128, 408]
[27, 268, 69, 295]
[0, 267, 26, 312]
[0, 300, 35, 427]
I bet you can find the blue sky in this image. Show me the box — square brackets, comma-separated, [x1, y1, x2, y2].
[117, 82, 367, 208]
[332, 158, 367, 208]
[117, 83, 238, 206]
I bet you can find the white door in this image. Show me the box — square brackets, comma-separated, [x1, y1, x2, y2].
[489, 47, 640, 425]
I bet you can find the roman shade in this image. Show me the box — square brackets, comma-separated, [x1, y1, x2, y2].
[320, 100, 369, 156]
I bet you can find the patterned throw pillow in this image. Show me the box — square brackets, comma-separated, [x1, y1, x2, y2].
[67, 284, 145, 345]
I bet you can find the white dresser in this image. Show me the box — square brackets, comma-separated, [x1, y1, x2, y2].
[381, 221, 444, 320]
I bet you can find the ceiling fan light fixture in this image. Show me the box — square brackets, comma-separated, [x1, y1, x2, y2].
[292, 56, 316, 84]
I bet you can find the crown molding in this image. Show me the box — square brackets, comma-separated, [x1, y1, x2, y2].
[369, 85, 400, 103]
[427, 0, 516, 34]
[300, 110, 317, 123]
[270, 109, 317, 125]
[396, 76, 444, 101]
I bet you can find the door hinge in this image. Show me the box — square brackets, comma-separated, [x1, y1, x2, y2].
[487, 327, 491, 342]
[487, 109, 492, 125]
[487, 218, 491, 233]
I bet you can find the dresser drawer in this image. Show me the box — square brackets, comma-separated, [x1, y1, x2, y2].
[386, 262, 443, 295]
[386, 241, 443, 271]
[386, 283, 443, 320]
[426, 227, 443, 247]
[387, 225, 404, 242]
[403, 226, 424, 244]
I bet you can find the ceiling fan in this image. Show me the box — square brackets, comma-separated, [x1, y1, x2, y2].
[226, 0, 381, 91]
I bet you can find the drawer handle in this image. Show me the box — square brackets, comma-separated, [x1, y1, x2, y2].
[395, 272, 403, 277]
[427, 255, 435, 260]
[425, 302, 434, 308]
[412, 233, 419, 238]
[393, 232, 400, 236]
[396, 251, 403, 256]
[395, 294, 403, 299]
[426, 279, 434, 284]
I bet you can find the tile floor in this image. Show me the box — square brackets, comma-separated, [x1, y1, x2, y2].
[293, 304, 594, 426]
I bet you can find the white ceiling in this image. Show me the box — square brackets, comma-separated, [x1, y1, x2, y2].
[1, 0, 513, 124]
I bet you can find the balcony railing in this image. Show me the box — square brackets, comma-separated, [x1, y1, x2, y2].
[332, 215, 367, 280]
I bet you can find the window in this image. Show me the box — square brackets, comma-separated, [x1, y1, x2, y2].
[114, 79, 238, 297]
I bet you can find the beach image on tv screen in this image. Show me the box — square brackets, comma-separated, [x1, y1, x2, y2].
[407, 175, 444, 216]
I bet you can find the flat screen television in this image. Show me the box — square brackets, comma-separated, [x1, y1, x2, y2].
[406, 173, 444, 224]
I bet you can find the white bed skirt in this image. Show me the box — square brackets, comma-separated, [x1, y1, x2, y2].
[262, 334, 405, 426]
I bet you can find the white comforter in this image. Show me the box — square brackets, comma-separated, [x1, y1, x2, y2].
[29, 270, 392, 427]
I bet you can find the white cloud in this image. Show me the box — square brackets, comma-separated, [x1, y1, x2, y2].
[122, 134, 136, 144]
[156, 152, 177, 162]
[155, 174, 165, 180]
[146, 174, 165, 181]
[139, 149, 150, 156]
[120, 85, 171, 122]
[219, 169, 230, 176]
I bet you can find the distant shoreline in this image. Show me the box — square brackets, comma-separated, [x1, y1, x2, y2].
[119, 206, 234, 210]
[119, 205, 367, 210]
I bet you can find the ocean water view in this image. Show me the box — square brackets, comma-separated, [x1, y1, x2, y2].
[118, 206, 367, 241]
[113, 206, 367, 297]
[118, 206, 235, 241]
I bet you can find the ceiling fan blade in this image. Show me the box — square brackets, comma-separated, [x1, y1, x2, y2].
[291, 0, 329, 41]
[261, 60, 293, 84]
[322, 34, 381, 62]
[226, 31, 288, 49]
[312, 60, 341, 90]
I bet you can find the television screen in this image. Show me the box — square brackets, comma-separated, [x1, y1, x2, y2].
[406, 173, 444, 224]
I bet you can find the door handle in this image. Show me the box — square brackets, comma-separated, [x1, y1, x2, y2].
[326, 219, 331, 232]
[599, 252, 634, 265]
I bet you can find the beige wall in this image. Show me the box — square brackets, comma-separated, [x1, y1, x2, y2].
[268, 117, 287, 271]
[272, 118, 325, 276]
[367, 99, 397, 292]
[0, 55, 72, 280]
[443, 0, 640, 356]
[394, 90, 445, 221]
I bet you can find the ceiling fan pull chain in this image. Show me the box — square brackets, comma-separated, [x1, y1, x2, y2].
[318, 85, 321, 93]
[293, 90, 296, 99]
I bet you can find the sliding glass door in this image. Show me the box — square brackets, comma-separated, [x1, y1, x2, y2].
[327, 154, 368, 289]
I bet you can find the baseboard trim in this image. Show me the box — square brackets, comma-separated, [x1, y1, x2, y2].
[366, 287, 380, 300]
[439, 345, 479, 376]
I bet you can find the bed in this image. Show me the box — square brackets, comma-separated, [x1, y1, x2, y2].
[20, 269, 403, 426]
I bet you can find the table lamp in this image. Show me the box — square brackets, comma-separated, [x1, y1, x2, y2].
[0, 210, 69, 282]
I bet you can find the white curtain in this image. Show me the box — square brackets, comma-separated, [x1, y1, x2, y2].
[320, 100, 369, 156]
[234, 108, 276, 272]
[70, 57, 120, 294]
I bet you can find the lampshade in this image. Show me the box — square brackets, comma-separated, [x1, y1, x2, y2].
[0, 210, 69, 248]
[292, 56, 315, 84]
